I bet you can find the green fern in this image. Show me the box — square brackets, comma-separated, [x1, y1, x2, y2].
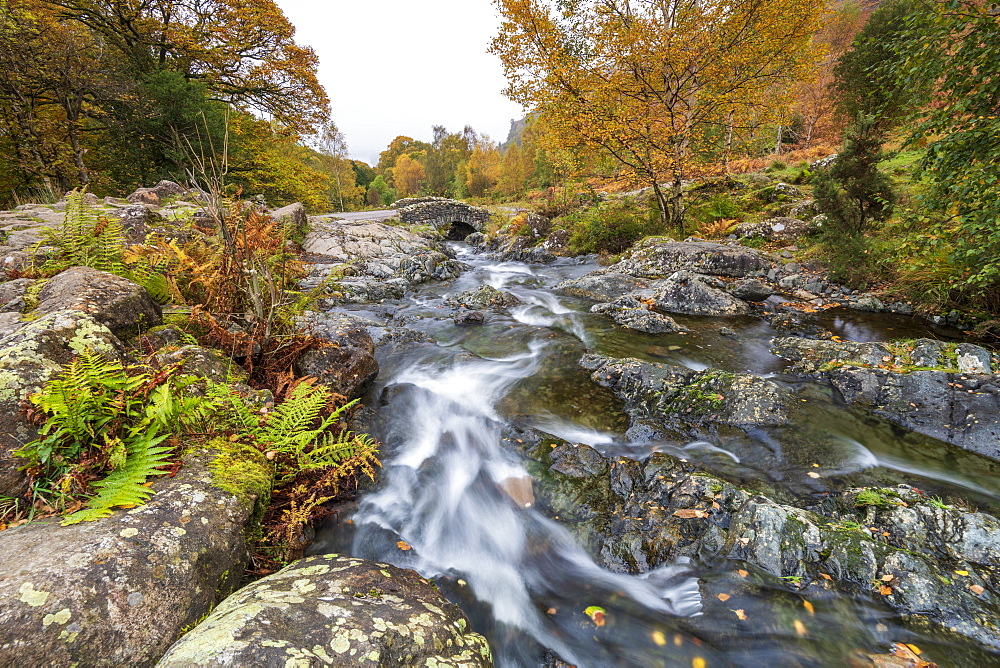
[19, 352, 145, 473]
[61, 431, 172, 525]
[209, 381, 376, 481]
[16, 352, 222, 524]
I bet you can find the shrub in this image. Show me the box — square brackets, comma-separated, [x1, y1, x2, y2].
[563, 199, 665, 254]
[813, 116, 895, 235]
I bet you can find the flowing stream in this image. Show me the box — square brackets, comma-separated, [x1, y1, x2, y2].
[311, 244, 1000, 667]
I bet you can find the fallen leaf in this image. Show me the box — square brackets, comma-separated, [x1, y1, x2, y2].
[717, 593, 731, 602]
[651, 630, 666, 646]
[546, 607, 556, 615]
[584, 605, 606, 626]
[969, 584, 985, 595]
[879, 585, 893, 595]
[692, 658, 706, 668]
[673, 508, 709, 519]
[396, 541, 412, 551]
[793, 619, 807, 636]
[904, 644, 922, 656]
[733, 609, 747, 620]
[737, 569, 749, 578]
[819, 572, 833, 580]
[674, 634, 684, 646]
[803, 600, 815, 615]
[881, 574, 894, 582]
[954, 570, 969, 576]
[807, 472, 821, 479]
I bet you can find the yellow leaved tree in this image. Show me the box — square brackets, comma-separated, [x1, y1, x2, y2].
[491, 0, 827, 231]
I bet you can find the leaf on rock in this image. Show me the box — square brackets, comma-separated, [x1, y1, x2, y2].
[673, 508, 709, 519]
[396, 540, 412, 551]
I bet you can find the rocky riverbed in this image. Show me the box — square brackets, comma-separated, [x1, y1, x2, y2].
[0, 191, 997, 666]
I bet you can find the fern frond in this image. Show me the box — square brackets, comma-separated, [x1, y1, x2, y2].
[61, 432, 172, 526]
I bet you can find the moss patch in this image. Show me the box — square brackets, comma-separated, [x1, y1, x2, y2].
[208, 437, 273, 520]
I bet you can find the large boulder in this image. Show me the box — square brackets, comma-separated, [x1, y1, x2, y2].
[771, 337, 1000, 460]
[556, 272, 657, 302]
[113, 204, 168, 244]
[609, 239, 771, 279]
[301, 220, 464, 304]
[35, 267, 163, 338]
[156, 554, 493, 667]
[0, 311, 128, 497]
[0, 453, 255, 667]
[270, 202, 307, 230]
[733, 217, 810, 241]
[647, 270, 752, 316]
[295, 314, 379, 400]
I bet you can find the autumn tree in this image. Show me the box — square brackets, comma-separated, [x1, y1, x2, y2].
[43, 0, 328, 133]
[875, 0, 1000, 298]
[311, 120, 363, 212]
[423, 125, 474, 196]
[392, 152, 426, 198]
[789, 0, 866, 149]
[376, 135, 431, 187]
[464, 136, 500, 197]
[492, 0, 827, 230]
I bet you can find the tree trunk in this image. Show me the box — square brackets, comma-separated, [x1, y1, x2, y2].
[64, 98, 90, 185]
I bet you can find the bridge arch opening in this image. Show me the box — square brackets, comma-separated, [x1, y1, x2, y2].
[446, 221, 477, 241]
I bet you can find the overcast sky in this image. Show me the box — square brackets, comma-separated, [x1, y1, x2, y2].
[275, 0, 527, 165]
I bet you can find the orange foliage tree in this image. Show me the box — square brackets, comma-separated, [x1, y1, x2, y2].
[492, 0, 827, 231]
[392, 152, 426, 198]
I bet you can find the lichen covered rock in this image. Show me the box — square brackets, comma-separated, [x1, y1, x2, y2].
[446, 285, 522, 313]
[647, 270, 752, 316]
[0, 454, 253, 667]
[610, 239, 771, 279]
[0, 310, 128, 496]
[35, 267, 163, 338]
[302, 220, 465, 304]
[156, 554, 493, 667]
[580, 353, 789, 435]
[591, 296, 689, 334]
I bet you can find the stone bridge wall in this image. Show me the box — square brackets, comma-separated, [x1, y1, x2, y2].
[398, 199, 490, 233]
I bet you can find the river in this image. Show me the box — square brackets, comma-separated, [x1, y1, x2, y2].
[311, 243, 1000, 667]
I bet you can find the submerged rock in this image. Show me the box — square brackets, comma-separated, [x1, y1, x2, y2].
[0, 454, 253, 667]
[157, 554, 493, 667]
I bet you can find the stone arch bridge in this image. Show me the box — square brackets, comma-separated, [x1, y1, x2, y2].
[394, 198, 490, 240]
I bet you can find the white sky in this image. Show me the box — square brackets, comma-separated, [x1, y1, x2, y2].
[275, 0, 527, 165]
